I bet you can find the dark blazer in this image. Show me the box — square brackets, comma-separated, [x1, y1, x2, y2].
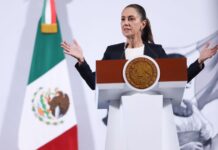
[75, 42, 204, 90]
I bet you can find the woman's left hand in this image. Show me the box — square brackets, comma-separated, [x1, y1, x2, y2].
[198, 43, 218, 64]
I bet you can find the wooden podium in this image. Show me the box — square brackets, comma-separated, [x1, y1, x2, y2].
[96, 58, 187, 150]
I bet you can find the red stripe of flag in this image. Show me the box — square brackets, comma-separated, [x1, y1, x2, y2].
[38, 125, 78, 150]
[50, 0, 56, 24]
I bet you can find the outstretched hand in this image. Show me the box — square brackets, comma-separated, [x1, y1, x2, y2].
[198, 43, 218, 64]
[61, 39, 84, 63]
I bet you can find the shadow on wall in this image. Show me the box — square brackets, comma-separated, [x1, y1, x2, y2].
[0, 0, 42, 149]
[0, 0, 95, 150]
[56, 0, 95, 150]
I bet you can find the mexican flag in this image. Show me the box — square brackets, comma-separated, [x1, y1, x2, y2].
[18, 0, 78, 149]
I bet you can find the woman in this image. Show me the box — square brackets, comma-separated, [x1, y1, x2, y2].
[61, 4, 218, 90]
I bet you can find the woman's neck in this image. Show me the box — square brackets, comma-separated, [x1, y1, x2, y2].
[126, 36, 144, 48]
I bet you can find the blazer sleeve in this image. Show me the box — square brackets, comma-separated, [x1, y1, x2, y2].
[187, 59, 204, 82]
[75, 60, 96, 90]
[75, 46, 111, 90]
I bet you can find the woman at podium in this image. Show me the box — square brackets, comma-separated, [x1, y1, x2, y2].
[61, 3, 218, 149]
[61, 4, 218, 90]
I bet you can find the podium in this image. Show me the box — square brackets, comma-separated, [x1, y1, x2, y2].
[96, 58, 187, 150]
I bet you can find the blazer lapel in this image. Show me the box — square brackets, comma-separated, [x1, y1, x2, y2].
[120, 43, 126, 59]
[144, 43, 158, 59]
[121, 42, 159, 59]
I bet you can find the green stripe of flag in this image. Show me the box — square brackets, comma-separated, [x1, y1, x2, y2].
[41, 0, 46, 24]
[28, 18, 64, 84]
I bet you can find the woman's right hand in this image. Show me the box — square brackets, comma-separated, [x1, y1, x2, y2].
[61, 39, 84, 63]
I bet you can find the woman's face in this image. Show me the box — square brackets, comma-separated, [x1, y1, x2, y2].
[121, 7, 146, 39]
